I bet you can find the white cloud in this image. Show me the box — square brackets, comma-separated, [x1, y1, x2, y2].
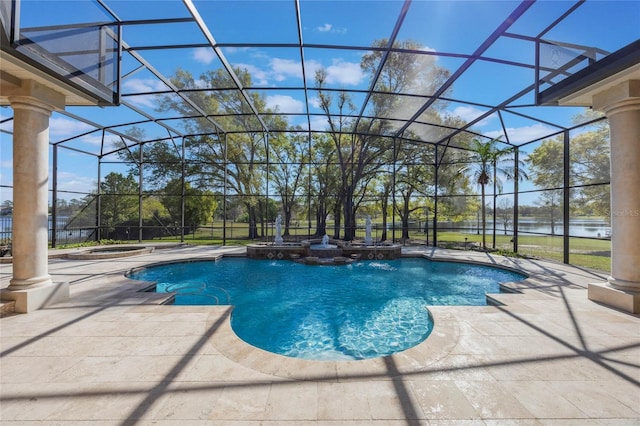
[195, 53, 362, 89]
[2, 115, 104, 147]
[194, 78, 210, 89]
[419, 45, 437, 53]
[50, 117, 96, 138]
[309, 96, 321, 109]
[240, 59, 306, 86]
[60, 133, 120, 148]
[232, 52, 364, 87]
[485, 123, 555, 144]
[57, 171, 96, 195]
[451, 106, 493, 127]
[193, 47, 216, 65]
[223, 46, 251, 55]
[122, 78, 168, 108]
[123, 78, 167, 93]
[310, 115, 330, 131]
[0, 171, 97, 201]
[266, 95, 304, 113]
[237, 63, 270, 86]
[77, 134, 102, 146]
[303, 60, 322, 81]
[271, 58, 303, 81]
[325, 60, 364, 86]
[314, 23, 346, 34]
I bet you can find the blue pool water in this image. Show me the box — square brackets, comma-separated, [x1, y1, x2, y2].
[128, 258, 525, 360]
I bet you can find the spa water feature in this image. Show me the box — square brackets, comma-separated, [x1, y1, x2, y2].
[247, 232, 402, 264]
[257, 213, 401, 265]
[306, 234, 343, 261]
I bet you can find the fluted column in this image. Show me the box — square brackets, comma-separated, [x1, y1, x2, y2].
[589, 80, 640, 313]
[1, 80, 68, 312]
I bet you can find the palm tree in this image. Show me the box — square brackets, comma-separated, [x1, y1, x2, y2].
[468, 138, 526, 250]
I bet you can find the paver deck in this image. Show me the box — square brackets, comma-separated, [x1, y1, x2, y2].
[1, 244, 638, 425]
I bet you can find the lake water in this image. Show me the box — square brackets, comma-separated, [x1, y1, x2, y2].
[433, 218, 610, 238]
[0, 215, 93, 243]
[1, 215, 612, 242]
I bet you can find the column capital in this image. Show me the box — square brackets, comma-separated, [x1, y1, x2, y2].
[6, 79, 66, 113]
[593, 80, 640, 114]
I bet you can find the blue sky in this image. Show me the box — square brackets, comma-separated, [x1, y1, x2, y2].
[1, 0, 638, 203]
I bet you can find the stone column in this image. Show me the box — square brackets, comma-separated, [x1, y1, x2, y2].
[589, 80, 640, 313]
[1, 80, 69, 312]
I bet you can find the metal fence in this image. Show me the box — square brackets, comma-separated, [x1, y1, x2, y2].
[0, 215, 95, 246]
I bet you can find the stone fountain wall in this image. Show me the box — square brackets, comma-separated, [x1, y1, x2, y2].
[308, 246, 342, 258]
[246, 240, 401, 261]
[246, 244, 306, 260]
[343, 245, 401, 260]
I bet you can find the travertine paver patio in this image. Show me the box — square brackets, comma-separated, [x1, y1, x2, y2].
[1, 244, 638, 425]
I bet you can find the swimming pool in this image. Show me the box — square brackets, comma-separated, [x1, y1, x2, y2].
[128, 257, 525, 360]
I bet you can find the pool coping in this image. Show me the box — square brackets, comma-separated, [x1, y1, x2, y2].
[205, 304, 461, 381]
[0, 242, 186, 263]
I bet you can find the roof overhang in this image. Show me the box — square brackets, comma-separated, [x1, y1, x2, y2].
[538, 39, 640, 107]
[0, 49, 102, 107]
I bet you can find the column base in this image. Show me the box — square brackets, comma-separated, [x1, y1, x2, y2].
[588, 282, 640, 314]
[9, 274, 53, 287]
[1, 281, 69, 313]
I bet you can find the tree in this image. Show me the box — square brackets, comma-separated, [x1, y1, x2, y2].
[467, 138, 522, 249]
[497, 197, 513, 235]
[314, 39, 452, 240]
[370, 173, 393, 242]
[160, 179, 217, 233]
[269, 129, 308, 236]
[141, 196, 169, 221]
[60, 197, 98, 229]
[539, 190, 563, 235]
[569, 121, 610, 218]
[393, 140, 435, 241]
[361, 39, 452, 115]
[526, 138, 563, 189]
[308, 133, 340, 237]
[525, 138, 564, 235]
[526, 116, 610, 233]
[0, 199, 12, 215]
[157, 67, 288, 239]
[99, 172, 139, 233]
[430, 117, 475, 234]
[111, 126, 184, 192]
[314, 68, 360, 239]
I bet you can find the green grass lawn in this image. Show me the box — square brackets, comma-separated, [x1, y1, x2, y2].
[424, 231, 610, 272]
[55, 219, 610, 273]
[175, 222, 611, 272]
